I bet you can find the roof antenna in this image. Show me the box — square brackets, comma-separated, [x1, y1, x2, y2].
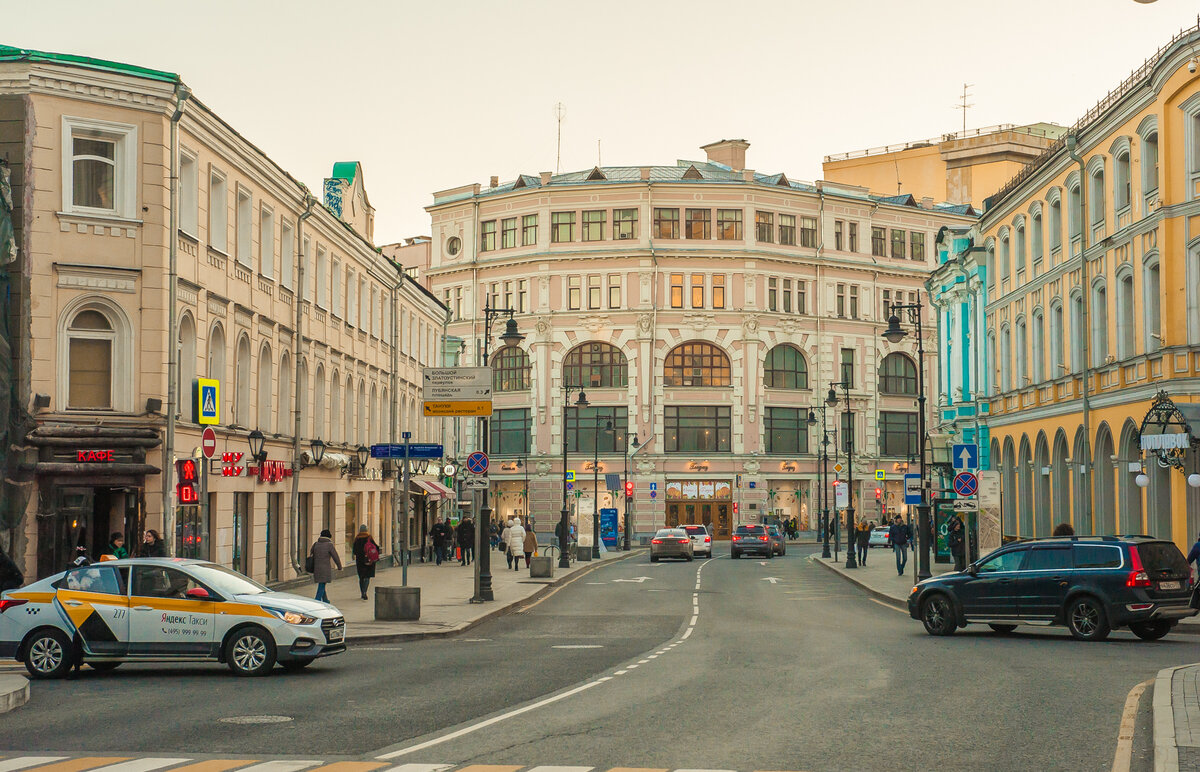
[955, 83, 974, 135]
[554, 102, 566, 174]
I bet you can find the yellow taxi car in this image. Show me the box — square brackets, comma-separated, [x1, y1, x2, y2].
[0, 558, 346, 678]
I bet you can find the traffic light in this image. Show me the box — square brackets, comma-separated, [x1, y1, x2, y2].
[875, 487, 882, 500]
[733, 502, 739, 516]
[624, 480, 634, 497]
[176, 459, 199, 506]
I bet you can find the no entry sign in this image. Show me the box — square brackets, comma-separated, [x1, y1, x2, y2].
[202, 427, 217, 459]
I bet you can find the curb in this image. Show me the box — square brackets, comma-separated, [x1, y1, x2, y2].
[810, 555, 908, 610]
[347, 551, 641, 645]
[1153, 663, 1192, 772]
[0, 674, 29, 714]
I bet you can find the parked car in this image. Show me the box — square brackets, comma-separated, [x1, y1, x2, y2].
[650, 528, 694, 562]
[767, 525, 786, 556]
[908, 536, 1197, 641]
[0, 558, 346, 679]
[869, 527, 892, 548]
[731, 524, 772, 559]
[681, 524, 714, 558]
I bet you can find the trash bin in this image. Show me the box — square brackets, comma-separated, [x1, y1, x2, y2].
[375, 586, 420, 621]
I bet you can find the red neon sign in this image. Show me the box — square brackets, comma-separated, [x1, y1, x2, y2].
[76, 450, 115, 462]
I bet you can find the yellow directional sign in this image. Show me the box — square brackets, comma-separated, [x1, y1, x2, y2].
[422, 367, 492, 417]
[423, 400, 492, 417]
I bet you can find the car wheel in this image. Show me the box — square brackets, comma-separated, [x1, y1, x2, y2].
[920, 594, 956, 636]
[24, 628, 73, 679]
[1129, 621, 1172, 641]
[686, 554, 694, 562]
[987, 624, 1018, 634]
[281, 659, 313, 672]
[731, 551, 739, 559]
[650, 555, 658, 563]
[1065, 596, 1111, 642]
[87, 661, 121, 672]
[765, 551, 773, 560]
[226, 626, 277, 677]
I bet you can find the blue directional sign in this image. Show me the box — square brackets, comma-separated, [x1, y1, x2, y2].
[952, 443, 979, 470]
[466, 451, 489, 475]
[904, 473, 923, 505]
[370, 443, 444, 460]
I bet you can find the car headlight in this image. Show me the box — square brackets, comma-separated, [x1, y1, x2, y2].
[264, 607, 316, 625]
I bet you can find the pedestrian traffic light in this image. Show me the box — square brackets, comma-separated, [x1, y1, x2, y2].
[875, 487, 882, 500]
[176, 458, 199, 506]
[732, 502, 739, 515]
[624, 480, 634, 497]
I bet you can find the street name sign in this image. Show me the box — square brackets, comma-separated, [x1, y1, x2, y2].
[370, 443, 444, 459]
[952, 443, 979, 470]
[422, 367, 492, 417]
[904, 473, 922, 505]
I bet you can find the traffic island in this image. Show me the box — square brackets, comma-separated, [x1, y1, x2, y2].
[375, 586, 420, 620]
[0, 674, 29, 714]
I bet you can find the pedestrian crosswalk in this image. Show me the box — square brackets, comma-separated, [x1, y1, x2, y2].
[0, 757, 809, 772]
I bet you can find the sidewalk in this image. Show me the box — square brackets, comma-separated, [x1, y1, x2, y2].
[1155, 663, 1200, 772]
[313, 547, 632, 643]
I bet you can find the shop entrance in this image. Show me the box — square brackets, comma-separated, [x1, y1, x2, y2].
[666, 501, 732, 539]
[38, 486, 142, 577]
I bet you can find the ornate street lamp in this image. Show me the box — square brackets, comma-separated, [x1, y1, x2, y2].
[808, 405, 833, 559]
[247, 429, 267, 463]
[825, 381, 856, 568]
[309, 438, 326, 465]
[356, 445, 370, 470]
[560, 385, 588, 569]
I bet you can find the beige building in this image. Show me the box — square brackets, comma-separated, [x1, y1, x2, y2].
[0, 45, 447, 582]
[424, 140, 976, 541]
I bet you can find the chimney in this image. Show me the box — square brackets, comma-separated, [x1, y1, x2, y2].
[701, 139, 750, 171]
[490, 175, 499, 188]
[639, 166, 651, 180]
[920, 196, 934, 210]
[540, 171, 553, 185]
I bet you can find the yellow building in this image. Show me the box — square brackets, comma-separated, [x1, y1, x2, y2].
[824, 123, 1063, 209]
[980, 23, 1200, 551]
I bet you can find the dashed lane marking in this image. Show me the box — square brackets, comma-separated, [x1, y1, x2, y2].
[0, 760, 810, 772]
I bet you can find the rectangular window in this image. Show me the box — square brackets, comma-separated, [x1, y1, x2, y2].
[614, 208, 638, 240]
[332, 258, 342, 318]
[280, 220, 294, 289]
[881, 288, 892, 319]
[836, 283, 846, 318]
[765, 407, 810, 454]
[236, 188, 253, 267]
[755, 211, 774, 243]
[778, 214, 796, 246]
[871, 226, 886, 257]
[551, 211, 575, 243]
[608, 274, 621, 309]
[568, 276, 581, 310]
[582, 210, 606, 241]
[654, 208, 679, 239]
[501, 217, 517, 249]
[369, 285, 378, 337]
[911, 232, 925, 261]
[346, 268, 357, 326]
[180, 152, 198, 235]
[588, 274, 602, 309]
[834, 220, 844, 251]
[480, 220, 497, 252]
[259, 205, 275, 278]
[840, 348, 855, 389]
[503, 280, 512, 310]
[489, 282, 500, 309]
[517, 280, 527, 313]
[891, 229, 907, 259]
[522, 214, 538, 245]
[566, 406, 629, 454]
[840, 411, 855, 453]
[316, 247, 328, 308]
[849, 285, 859, 319]
[880, 411, 918, 456]
[490, 408, 531, 455]
[717, 209, 743, 240]
[712, 274, 726, 309]
[454, 287, 463, 320]
[209, 169, 228, 252]
[796, 280, 806, 314]
[686, 208, 711, 239]
[670, 273, 684, 309]
[800, 216, 817, 248]
[690, 274, 705, 308]
[665, 406, 731, 453]
[65, 117, 136, 218]
[848, 222, 859, 253]
[782, 279, 793, 313]
[768, 277, 778, 312]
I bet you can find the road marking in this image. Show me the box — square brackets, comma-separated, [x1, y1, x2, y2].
[317, 764, 389, 772]
[516, 552, 638, 612]
[232, 764, 321, 772]
[378, 765, 451, 772]
[613, 670, 628, 675]
[28, 758, 130, 772]
[88, 761, 192, 772]
[0, 760, 68, 772]
[552, 645, 603, 649]
[525, 767, 593, 772]
[762, 578, 781, 584]
[165, 762, 258, 772]
[1111, 678, 1152, 772]
[612, 577, 650, 583]
[355, 647, 404, 651]
[586, 582, 607, 585]
[869, 597, 906, 614]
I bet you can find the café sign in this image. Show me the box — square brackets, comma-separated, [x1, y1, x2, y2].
[76, 449, 115, 462]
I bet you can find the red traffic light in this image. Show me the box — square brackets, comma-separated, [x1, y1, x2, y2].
[732, 502, 739, 515]
[624, 480, 634, 496]
[875, 487, 882, 500]
[176, 459, 199, 506]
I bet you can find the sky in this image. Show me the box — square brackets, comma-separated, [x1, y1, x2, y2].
[10, 0, 1199, 243]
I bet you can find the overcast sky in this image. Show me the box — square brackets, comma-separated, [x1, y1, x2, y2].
[10, 0, 1199, 242]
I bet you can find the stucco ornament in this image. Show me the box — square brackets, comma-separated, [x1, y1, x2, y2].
[579, 315, 609, 334]
[536, 459, 553, 476]
[743, 314, 760, 334]
[535, 316, 551, 338]
[742, 459, 761, 475]
[637, 313, 653, 334]
[636, 457, 656, 475]
[682, 313, 715, 329]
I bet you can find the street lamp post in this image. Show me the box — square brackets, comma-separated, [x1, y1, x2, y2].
[625, 431, 639, 551]
[807, 405, 832, 559]
[560, 385, 588, 569]
[883, 299, 932, 580]
[826, 381, 856, 568]
[474, 304, 524, 602]
[592, 411, 601, 559]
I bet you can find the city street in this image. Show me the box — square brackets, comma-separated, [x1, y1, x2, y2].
[0, 545, 1189, 771]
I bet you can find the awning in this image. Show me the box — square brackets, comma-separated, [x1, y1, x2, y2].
[414, 479, 454, 501]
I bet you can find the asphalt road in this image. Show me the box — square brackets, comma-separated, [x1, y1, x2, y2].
[0, 545, 1194, 771]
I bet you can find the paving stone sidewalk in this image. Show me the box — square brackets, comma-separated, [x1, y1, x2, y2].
[1155, 663, 1200, 772]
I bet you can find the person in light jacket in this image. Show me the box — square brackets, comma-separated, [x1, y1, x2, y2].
[507, 518, 526, 571]
[500, 518, 514, 568]
[522, 522, 538, 568]
[310, 529, 342, 603]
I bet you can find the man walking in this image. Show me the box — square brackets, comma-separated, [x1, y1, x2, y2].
[429, 516, 451, 566]
[947, 515, 967, 572]
[458, 517, 475, 566]
[889, 515, 911, 576]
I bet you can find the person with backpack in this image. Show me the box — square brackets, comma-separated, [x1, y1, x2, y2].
[947, 516, 967, 571]
[352, 524, 381, 601]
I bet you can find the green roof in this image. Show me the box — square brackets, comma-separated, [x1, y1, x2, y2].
[330, 162, 359, 183]
[0, 44, 179, 84]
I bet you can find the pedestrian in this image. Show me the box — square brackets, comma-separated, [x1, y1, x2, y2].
[947, 516, 967, 571]
[507, 517, 526, 571]
[309, 529, 342, 603]
[429, 516, 450, 565]
[500, 518, 514, 568]
[1052, 522, 1075, 536]
[106, 532, 128, 560]
[352, 524, 380, 601]
[855, 522, 869, 566]
[490, 521, 500, 550]
[523, 522, 537, 568]
[0, 543, 22, 591]
[458, 517, 475, 566]
[1187, 531, 1200, 610]
[141, 529, 168, 557]
[889, 515, 911, 576]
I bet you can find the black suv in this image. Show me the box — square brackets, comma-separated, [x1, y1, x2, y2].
[731, 524, 773, 559]
[907, 536, 1196, 641]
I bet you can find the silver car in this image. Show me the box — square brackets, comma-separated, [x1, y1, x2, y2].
[650, 528, 694, 562]
[680, 524, 714, 558]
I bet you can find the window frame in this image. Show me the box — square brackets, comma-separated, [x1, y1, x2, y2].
[490, 408, 531, 455]
[654, 208, 680, 239]
[685, 208, 711, 240]
[521, 214, 538, 246]
[582, 210, 606, 242]
[613, 208, 637, 240]
[551, 211, 575, 243]
[61, 301, 131, 412]
[492, 347, 531, 392]
[778, 214, 796, 246]
[871, 226, 886, 257]
[563, 342, 628, 389]
[879, 411, 918, 457]
[501, 217, 518, 249]
[755, 211, 774, 243]
[664, 405, 731, 453]
[663, 342, 731, 388]
[879, 352, 917, 395]
[764, 344, 809, 390]
[62, 115, 138, 219]
[764, 407, 810, 454]
[717, 209, 743, 240]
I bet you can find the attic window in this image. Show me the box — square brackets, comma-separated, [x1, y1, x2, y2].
[775, 174, 790, 187]
[586, 167, 607, 181]
[512, 176, 528, 189]
[682, 165, 703, 180]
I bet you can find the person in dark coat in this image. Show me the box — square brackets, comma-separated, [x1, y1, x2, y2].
[310, 529, 342, 602]
[947, 516, 967, 571]
[855, 522, 870, 566]
[141, 529, 168, 557]
[429, 516, 451, 565]
[106, 532, 128, 560]
[458, 518, 475, 566]
[0, 544, 22, 591]
[351, 524, 379, 601]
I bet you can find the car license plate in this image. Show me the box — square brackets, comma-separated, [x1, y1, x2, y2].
[328, 627, 344, 642]
[1160, 581, 1181, 591]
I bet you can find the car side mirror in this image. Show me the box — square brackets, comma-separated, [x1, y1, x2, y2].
[966, 564, 978, 576]
[185, 587, 210, 600]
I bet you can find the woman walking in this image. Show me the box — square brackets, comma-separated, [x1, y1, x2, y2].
[507, 517, 526, 571]
[310, 529, 342, 603]
[522, 522, 537, 568]
[352, 524, 380, 601]
[855, 521, 870, 566]
[500, 518, 514, 568]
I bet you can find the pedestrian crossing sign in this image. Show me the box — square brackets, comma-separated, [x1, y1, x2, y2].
[195, 378, 220, 425]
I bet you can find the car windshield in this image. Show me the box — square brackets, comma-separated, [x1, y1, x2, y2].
[186, 563, 270, 596]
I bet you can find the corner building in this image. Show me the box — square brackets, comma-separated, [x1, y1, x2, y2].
[425, 140, 975, 540]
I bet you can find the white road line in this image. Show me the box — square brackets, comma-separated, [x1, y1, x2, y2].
[216, 764, 320, 772]
[89, 761, 195, 772]
[690, 615, 699, 625]
[614, 669, 628, 675]
[0, 758, 67, 772]
[681, 626, 693, 640]
[526, 767, 594, 772]
[381, 765, 453, 772]
[627, 664, 639, 668]
[869, 597, 906, 614]
[552, 645, 603, 649]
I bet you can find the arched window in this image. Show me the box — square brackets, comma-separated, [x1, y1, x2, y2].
[178, 313, 196, 415]
[1116, 271, 1135, 360]
[1049, 194, 1062, 256]
[563, 342, 627, 388]
[1069, 292, 1084, 372]
[297, 359, 308, 438]
[1030, 209, 1044, 272]
[358, 380, 367, 445]
[1092, 281, 1109, 366]
[63, 304, 124, 411]
[1144, 256, 1161, 353]
[1089, 161, 1106, 226]
[208, 324, 226, 418]
[492, 347, 531, 392]
[1000, 325, 1011, 393]
[664, 341, 731, 387]
[313, 365, 325, 440]
[1049, 301, 1064, 376]
[999, 232, 1010, 283]
[370, 385, 379, 445]
[1015, 317, 1027, 387]
[764, 344, 808, 389]
[345, 375, 355, 446]
[234, 335, 251, 425]
[1067, 179, 1082, 246]
[278, 352, 291, 435]
[879, 352, 917, 395]
[1114, 148, 1131, 211]
[985, 241, 996, 290]
[1014, 223, 1026, 278]
[1031, 310, 1045, 384]
[257, 344, 272, 429]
